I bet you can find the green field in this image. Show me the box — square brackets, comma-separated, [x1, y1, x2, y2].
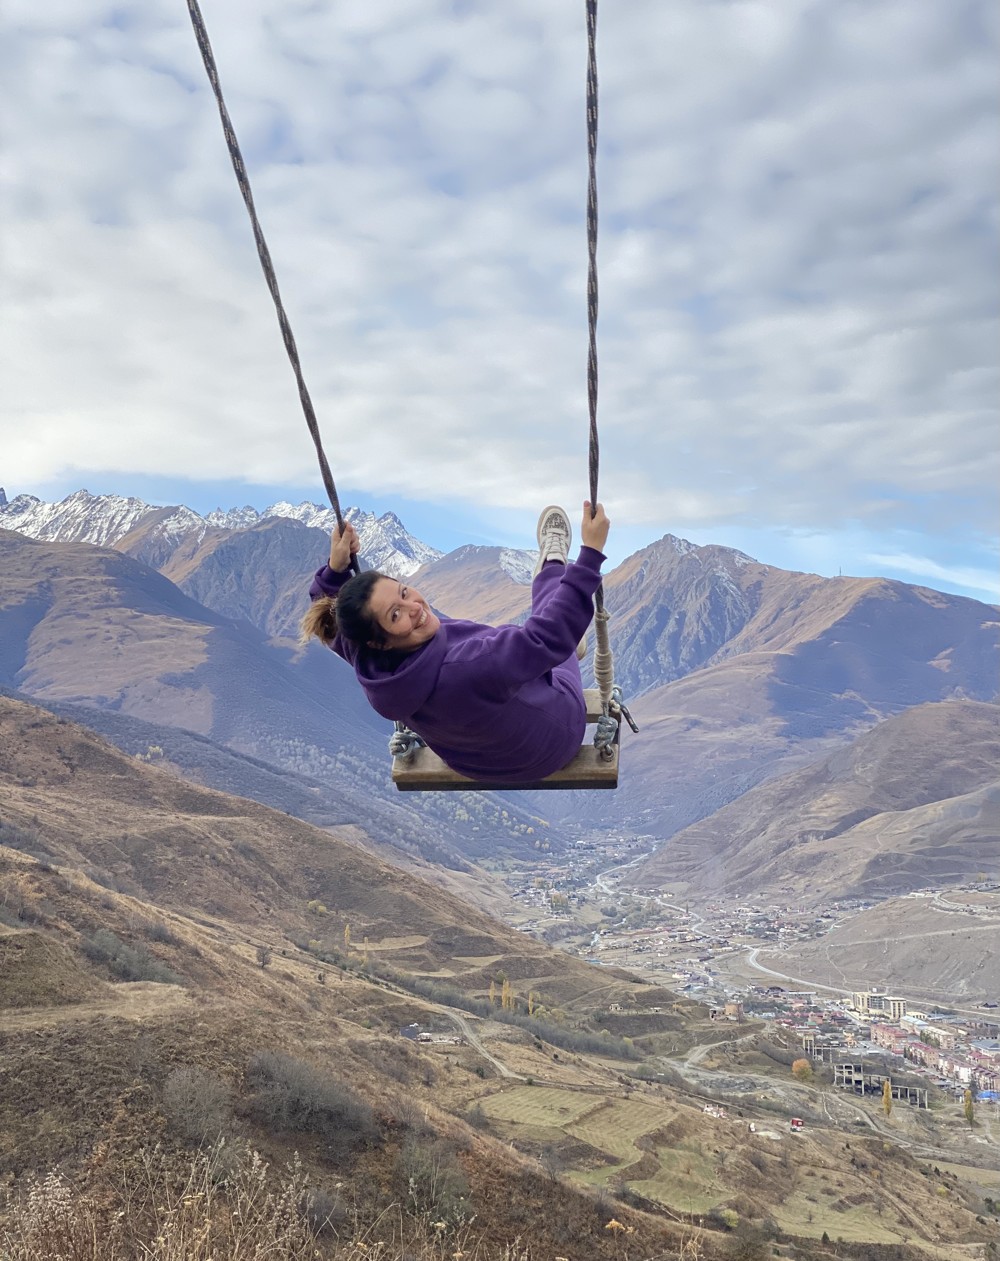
[771, 1192, 910, 1243]
[632, 1142, 728, 1214]
[482, 1089, 676, 1158]
[482, 1086, 605, 1132]
[567, 1097, 676, 1161]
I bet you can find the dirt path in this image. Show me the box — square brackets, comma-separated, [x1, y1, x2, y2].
[440, 1008, 525, 1080]
[685, 1029, 758, 1067]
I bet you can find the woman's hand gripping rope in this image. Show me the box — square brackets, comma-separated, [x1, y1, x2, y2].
[329, 521, 361, 572]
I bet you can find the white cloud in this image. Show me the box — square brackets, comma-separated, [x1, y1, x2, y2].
[864, 552, 1000, 602]
[1, 0, 997, 556]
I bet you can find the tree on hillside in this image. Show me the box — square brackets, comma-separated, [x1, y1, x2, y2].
[964, 1089, 975, 1128]
[791, 1057, 813, 1083]
[883, 1079, 893, 1118]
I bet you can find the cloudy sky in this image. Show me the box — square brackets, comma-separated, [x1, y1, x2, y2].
[2, 0, 997, 600]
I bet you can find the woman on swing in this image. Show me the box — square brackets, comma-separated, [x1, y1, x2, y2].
[301, 503, 611, 783]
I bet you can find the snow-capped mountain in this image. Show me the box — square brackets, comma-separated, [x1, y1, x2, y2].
[0, 489, 442, 578]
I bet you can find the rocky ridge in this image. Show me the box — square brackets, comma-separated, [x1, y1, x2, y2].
[0, 489, 443, 579]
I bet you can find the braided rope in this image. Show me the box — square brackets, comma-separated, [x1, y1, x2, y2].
[185, 0, 359, 576]
[586, 0, 600, 509]
[585, 0, 617, 719]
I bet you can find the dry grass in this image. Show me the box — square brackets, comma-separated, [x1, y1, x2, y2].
[0, 1141, 711, 1261]
[0, 1140, 531, 1261]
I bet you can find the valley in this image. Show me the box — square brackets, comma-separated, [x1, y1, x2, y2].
[1, 492, 999, 1259]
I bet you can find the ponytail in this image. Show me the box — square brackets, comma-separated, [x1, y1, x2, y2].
[299, 595, 339, 647]
[299, 570, 389, 650]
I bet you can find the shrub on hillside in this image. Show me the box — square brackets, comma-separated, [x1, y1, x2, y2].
[162, 1066, 234, 1145]
[758, 1040, 797, 1067]
[244, 1050, 378, 1157]
[791, 1057, 814, 1082]
[723, 1220, 771, 1261]
[0, 1141, 322, 1260]
[300, 1184, 347, 1235]
[465, 1102, 490, 1131]
[80, 928, 183, 984]
[135, 916, 182, 946]
[0, 904, 22, 928]
[396, 1137, 472, 1227]
[0, 820, 40, 851]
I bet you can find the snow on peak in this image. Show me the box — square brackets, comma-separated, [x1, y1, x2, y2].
[204, 505, 263, 530]
[0, 489, 163, 547]
[499, 548, 535, 585]
[0, 489, 441, 580]
[661, 533, 697, 555]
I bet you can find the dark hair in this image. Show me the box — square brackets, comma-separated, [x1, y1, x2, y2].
[299, 570, 390, 649]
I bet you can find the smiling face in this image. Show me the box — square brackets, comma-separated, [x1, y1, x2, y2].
[366, 577, 441, 651]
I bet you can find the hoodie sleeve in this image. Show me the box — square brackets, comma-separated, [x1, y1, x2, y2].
[453, 547, 605, 696]
[309, 563, 352, 601]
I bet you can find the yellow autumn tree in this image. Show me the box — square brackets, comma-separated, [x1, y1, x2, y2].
[882, 1079, 893, 1117]
[791, 1058, 814, 1083]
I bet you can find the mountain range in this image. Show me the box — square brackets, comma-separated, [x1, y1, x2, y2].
[0, 487, 443, 577]
[2, 488, 997, 905]
[0, 526, 552, 877]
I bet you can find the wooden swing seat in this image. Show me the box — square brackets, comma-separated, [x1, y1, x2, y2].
[392, 689, 620, 791]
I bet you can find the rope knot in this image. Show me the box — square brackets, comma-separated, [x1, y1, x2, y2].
[593, 711, 619, 758]
[389, 722, 426, 760]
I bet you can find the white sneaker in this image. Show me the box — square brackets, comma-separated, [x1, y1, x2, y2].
[533, 505, 572, 577]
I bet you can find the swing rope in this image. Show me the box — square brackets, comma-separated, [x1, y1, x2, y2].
[185, 0, 633, 765]
[185, 0, 359, 577]
[584, 0, 632, 753]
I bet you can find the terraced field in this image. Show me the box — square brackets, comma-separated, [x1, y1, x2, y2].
[482, 1086, 603, 1133]
[632, 1142, 727, 1214]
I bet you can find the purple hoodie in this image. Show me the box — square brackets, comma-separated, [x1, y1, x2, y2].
[309, 548, 606, 782]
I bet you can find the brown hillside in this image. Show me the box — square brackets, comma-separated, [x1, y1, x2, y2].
[0, 529, 378, 751]
[601, 536, 998, 707]
[2, 698, 996, 1256]
[629, 700, 1000, 902]
[0, 531, 579, 866]
[154, 517, 323, 640]
[120, 514, 231, 585]
[0, 929, 109, 1008]
[0, 694, 643, 1004]
[751, 891, 1000, 1003]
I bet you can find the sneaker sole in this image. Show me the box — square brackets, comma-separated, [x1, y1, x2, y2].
[536, 505, 572, 550]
